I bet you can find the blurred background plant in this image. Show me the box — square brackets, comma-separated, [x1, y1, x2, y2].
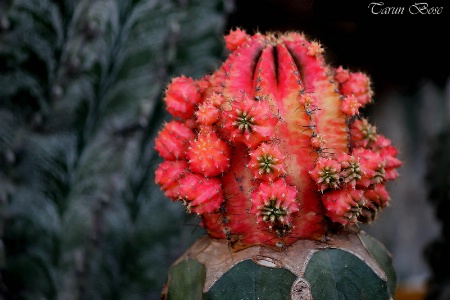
[0, 0, 230, 298]
[424, 123, 450, 300]
[0, 0, 449, 299]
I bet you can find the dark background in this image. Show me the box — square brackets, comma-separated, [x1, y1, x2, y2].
[226, 0, 450, 97]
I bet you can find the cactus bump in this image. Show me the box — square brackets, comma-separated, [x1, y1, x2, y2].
[154, 28, 402, 251]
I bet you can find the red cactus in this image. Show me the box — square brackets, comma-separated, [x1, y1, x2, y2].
[251, 178, 299, 231]
[155, 160, 188, 200]
[154, 29, 402, 250]
[309, 157, 342, 192]
[219, 95, 279, 148]
[248, 142, 287, 182]
[322, 189, 366, 225]
[154, 121, 194, 160]
[186, 127, 230, 177]
[224, 28, 250, 51]
[164, 75, 202, 119]
[178, 173, 224, 214]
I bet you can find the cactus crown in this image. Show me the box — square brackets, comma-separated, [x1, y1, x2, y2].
[154, 28, 402, 251]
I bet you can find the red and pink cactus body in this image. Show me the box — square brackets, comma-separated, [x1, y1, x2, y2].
[154, 29, 402, 251]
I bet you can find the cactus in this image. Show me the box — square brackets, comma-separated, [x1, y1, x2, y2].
[156, 29, 402, 299]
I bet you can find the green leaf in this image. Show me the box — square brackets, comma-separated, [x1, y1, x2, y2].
[167, 259, 206, 300]
[205, 260, 297, 300]
[359, 233, 398, 299]
[304, 249, 390, 300]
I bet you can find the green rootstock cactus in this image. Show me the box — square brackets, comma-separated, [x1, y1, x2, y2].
[155, 29, 402, 299]
[162, 231, 397, 300]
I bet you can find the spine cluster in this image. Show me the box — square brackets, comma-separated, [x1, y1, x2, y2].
[154, 28, 402, 250]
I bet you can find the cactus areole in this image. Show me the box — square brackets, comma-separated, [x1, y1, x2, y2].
[155, 29, 402, 251]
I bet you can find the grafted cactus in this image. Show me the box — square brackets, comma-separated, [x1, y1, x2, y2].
[156, 29, 402, 299]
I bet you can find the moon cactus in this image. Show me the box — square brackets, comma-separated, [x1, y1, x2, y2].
[156, 28, 402, 299]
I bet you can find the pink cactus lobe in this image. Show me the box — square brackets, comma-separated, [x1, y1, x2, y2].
[220, 95, 278, 148]
[379, 145, 402, 180]
[154, 120, 195, 160]
[186, 128, 230, 177]
[338, 153, 362, 188]
[282, 38, 348, 156]
[361, 184, 390, 223]
[224, 28, 250, 51]
[322, 189, 366, 225]
[179, 173, 224, 214]
[155, 160, 189, 200]
[221, 35, 266, 97]
[341, 94, 362, 116]
[339, 72, 373, 107]
[248, 142, 287, 181]
[164, 75, 202, 119]
[309, 157, 342, 192]
[372, 134, 392, 150]
[195, 101, 220, 125]
[334, 66, 350, 84]
[196, 75, 211, 94]
[353, 148, 386, 187]
[307, 41, 324, 57]
[253, 45, 278, 101]
[219, 143, 270, 248]
[208, 93, 226, 107]
[350, 118, 379, 148]
[251, 179, 299, 229]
